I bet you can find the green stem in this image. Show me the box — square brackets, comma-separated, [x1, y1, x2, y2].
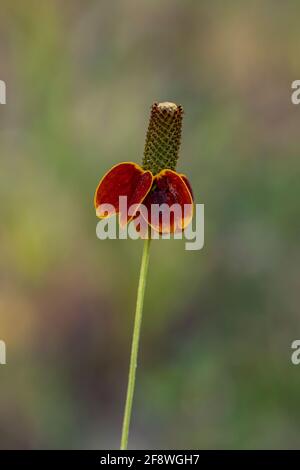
[120, 236, 151, 450]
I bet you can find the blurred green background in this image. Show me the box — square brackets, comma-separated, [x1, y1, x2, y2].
[1, 0, 300, 449]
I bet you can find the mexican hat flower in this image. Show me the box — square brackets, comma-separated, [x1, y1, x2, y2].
[94, 102, 194, 234]
[94, 102, 195, 450]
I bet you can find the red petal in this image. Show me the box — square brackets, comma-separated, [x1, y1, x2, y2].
[94, 162, 153, 224]
[180, 174, 194, 201]
[142, 169, 194, 234]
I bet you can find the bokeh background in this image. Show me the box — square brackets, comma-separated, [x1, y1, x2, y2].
[1, 0, 300, 449]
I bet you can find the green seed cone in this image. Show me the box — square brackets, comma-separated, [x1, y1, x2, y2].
[142, 102, 183, 175]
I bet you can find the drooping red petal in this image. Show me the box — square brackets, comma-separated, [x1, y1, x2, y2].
[180, 173, 194, 201]
[94, 162, 153, 225]
[141, 169, 194, 234]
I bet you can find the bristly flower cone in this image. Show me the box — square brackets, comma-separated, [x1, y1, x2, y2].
[142, 102, 183, 175]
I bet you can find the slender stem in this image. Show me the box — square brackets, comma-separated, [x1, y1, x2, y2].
[120, 236, 151, 450]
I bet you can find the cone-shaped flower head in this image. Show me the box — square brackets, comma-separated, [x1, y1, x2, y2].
[94, 102, 194, 234]
[142, 102, 183, 175]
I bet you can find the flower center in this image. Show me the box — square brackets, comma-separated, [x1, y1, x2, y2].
[142, 101, 183, 175]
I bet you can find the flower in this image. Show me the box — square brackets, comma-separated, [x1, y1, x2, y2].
[94, 102, 194, 234]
